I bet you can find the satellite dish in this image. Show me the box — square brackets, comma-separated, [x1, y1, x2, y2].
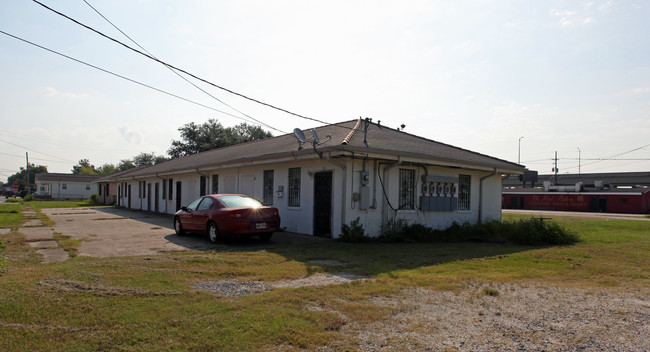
[311, 128, 321, 144]
[293, 128, 306, 143]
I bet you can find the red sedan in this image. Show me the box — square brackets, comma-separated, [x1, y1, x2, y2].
[173, 194, 281, 242]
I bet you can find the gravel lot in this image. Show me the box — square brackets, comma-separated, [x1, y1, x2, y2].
[346, 283, 650, 352]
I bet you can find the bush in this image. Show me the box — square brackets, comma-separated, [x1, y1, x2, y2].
[339, 217, 369, 243]
[4, 198, 20, 204]
[89, 194, 99, 204]
[23, 194, 34, 202]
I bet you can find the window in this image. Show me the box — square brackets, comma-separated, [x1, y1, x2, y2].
[398, 169, 415, 210]
[197, 197, 214, 211]
[288, 167, 301, 207]
[458, 174, 471, 210]
[200, 176, 207, 196]
[62, 183, 67, 190]
[99, 184, 102, 196]
[212, 174, 219, 194]
[263, 170, 274, 205]
[162, 179, 166, 199]
[168, 179, 173, 200]
[186, 198, 202, 211]
[141, 181, 146, 199]
[86, 184, 90, 190]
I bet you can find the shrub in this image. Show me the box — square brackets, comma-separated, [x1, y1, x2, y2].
[339, 217, 369, 243]
[23, 194, 34, 202]
[89, 194, 99, 204]
[373, 217, 579, 246]
[4, 198, 20, 204]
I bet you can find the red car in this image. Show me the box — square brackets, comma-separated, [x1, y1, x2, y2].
[173, 194, 281, 242]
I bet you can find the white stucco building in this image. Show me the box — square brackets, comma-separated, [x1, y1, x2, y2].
[96, 119, 525, 238]
[35, 173, 100, 200]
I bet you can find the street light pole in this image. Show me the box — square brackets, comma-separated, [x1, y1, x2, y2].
[518, 136, 524, 164]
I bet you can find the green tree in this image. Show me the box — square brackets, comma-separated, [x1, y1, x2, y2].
[132, 152, 168, 167]
[7, 164, 48, 192]
[97, 163, 119, 175]
[118, 159, 135, 172]
[72, 159, 98, 174]
[167, 119, 273, 158]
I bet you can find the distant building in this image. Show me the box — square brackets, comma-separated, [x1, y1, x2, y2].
[35, 173, 100, 200]
[502, 172, 650, 214]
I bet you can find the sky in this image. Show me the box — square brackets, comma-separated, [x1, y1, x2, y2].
[1, 0, 649, 182]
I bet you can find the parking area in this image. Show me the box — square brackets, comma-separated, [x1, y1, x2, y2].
[41, 207, 321, 258]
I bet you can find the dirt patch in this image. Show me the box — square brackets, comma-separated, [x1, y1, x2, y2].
[38, 278, 183, 297]
[344, 283, 650, 351]
[194, 272, 369, 296]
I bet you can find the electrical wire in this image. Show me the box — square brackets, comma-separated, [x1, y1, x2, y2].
[0, 137, 75, 163]
[81, 0, 285, 134]
[0, 30, 273, 128]
[32, 0, 354, 131]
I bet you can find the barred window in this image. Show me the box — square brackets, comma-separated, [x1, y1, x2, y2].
[288, 167, 301, 207]
[398, 169, 415, 210]
[263, 170, 274, 205]
[168, 179, 173, 200]
[458, 174, 471, 210]
[212, 174, 219, 194]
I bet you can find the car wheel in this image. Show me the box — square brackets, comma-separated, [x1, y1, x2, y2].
[259, 232, 272, 242]
[208, 222, 220, 243]
[174, 217, 185, 236]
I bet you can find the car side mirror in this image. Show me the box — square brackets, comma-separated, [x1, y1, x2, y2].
[181, 206, 189, 212]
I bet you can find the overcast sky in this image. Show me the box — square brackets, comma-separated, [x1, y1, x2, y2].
[1, 0, 649, 181]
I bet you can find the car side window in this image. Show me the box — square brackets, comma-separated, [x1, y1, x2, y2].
[186, 198, 202, 211]
[197, 197, 214, 211]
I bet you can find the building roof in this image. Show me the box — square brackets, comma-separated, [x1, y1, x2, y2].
[503, 186, 650, 195]
[112, 119, 524, 180]
[35, 173, 101, 182]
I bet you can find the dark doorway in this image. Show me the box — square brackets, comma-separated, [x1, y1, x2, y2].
[154, 183, 160, 212]
[147, 183, 152, 211]
[127, 185, 131, 208]
[176, 181, 182, 212]
[313, 171, 333, 237]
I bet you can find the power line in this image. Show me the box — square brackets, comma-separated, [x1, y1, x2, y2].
[0, 137, 75, 163]
[32, 0, 352, 131]
[0, 30, 275, 128]
[81, 0, 286, 134]
[0, 151, 71, 164]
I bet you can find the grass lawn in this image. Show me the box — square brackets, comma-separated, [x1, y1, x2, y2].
[0, 209, 648, 351]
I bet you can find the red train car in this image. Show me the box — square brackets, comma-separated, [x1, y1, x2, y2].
[502, 188, 650, 214]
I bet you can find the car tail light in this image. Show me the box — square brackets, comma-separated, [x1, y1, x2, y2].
[226, 210, 243, 218]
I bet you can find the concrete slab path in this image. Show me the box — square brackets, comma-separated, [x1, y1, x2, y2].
[19, 227, 55, 240]
[36, 248, 69, 264]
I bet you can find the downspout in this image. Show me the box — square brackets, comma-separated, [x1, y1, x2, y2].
[478, 168, 498, 224]
[325, 152, 347, 236]
[380, 157, 403, 229]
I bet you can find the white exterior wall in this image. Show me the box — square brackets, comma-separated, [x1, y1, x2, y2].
[36, 180, 96, 200]
[113, 157, 506, 238]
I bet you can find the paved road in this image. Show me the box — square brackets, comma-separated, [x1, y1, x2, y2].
[41, 207, 322, 258]
[503, 209, 650, 221]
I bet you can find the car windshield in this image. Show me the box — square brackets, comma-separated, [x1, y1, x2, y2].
[218, 195, 262, 208]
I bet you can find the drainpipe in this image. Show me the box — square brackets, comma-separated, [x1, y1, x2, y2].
[380, 157, 403, 229]
[325, 152, 347, 236]
[478, 168, 498, 224]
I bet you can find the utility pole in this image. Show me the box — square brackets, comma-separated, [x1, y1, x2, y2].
[577, 147, 581, 175]
[518, 136, 524, 164]
[552, 151, 559, 185]
[26, 152, 30, 194]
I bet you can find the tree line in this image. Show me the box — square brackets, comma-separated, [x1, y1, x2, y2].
[3, 119, 272, 191]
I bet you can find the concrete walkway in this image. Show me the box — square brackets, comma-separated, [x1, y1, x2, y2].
[18, 221, 70, 264]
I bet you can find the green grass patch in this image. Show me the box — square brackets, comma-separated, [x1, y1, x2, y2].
[27, 200, 100, 210]
[0, 204, 22, 229]
[1, 209, 649, 351]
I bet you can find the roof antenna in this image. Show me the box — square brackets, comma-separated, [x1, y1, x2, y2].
[363, 117, 372, 147]
[397, 124, 406, 131]
[310, 128, 331, 158]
